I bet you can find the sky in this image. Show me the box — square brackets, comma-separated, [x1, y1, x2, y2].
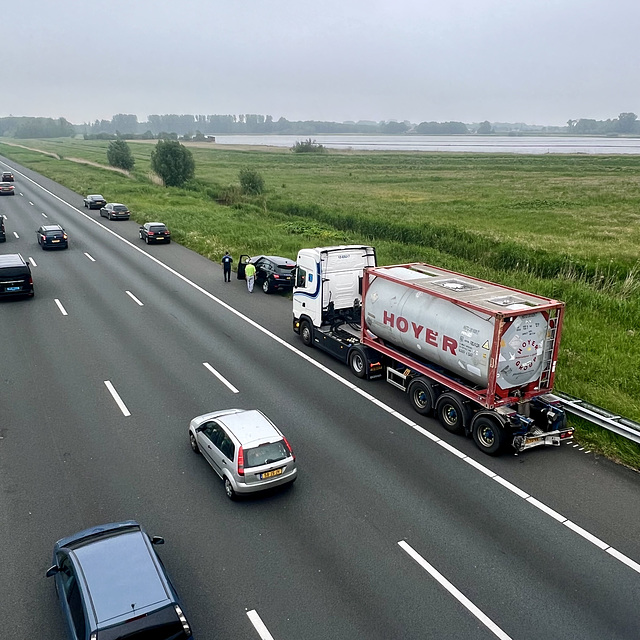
[5, 0, 639, 127]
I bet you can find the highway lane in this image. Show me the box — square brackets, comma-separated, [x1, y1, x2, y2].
[1, 156, 639, 639]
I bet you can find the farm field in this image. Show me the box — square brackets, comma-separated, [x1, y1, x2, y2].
[1, 137, 639, 468]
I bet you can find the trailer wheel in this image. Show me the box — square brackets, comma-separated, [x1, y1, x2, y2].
[300, 320, 313, 347]
[435, 393, 468, 435]
[349, 349, 367, 379]
[408, 379, 435, 415]
[472, 416, 504, 455]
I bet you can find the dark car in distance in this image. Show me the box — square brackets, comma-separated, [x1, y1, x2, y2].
[84, 194, 106, 209]
[46, 520, 193, 640]
[0, 216, 6, 242]
[100, 203, 130, 220]
[37, 224, 69, 250]
[0, 253, 34, 298]
[2, 171, 14, 182]
[0, 182, 15, 195]
[139, 222, 171, 244]
[240, 254, 296, 293]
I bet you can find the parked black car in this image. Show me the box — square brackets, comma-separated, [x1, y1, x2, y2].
[0, 253, 34, 298]
[84, 194, 106, 209]
[238, 254, 296, 293]
[139, 222, 171, 244]
[100, 203, 130, 220]
[37, 224, 68, 250]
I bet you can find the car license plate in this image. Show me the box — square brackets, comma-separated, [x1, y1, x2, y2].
[527, 437, 542, 445]
[52, 239, 60, 243]
[7, 286, 20, 291]
[261, 468, 283, 479]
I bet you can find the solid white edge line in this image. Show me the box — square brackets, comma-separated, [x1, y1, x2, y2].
[10, 164, 640, 577]
[29, 257, 37, 267]
[203, 362, 240, 394]
[104, 381, 131, 417]
[463, 456, 497, 478]
[54, 299, 68, 316]
[525, 497, 566, 523]
[493, 476, 530, 500]
[125, 290, 144, 306]
[563, 520, 609, 550]
[437, 439, 467, 458]
[398, 541, 513, 640]
[606, 548, 640, 574]
[84, 252, 96, 262]
[246, 610, 275, 640]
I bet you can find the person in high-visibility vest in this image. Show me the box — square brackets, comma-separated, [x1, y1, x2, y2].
[244, 259, 256, 293]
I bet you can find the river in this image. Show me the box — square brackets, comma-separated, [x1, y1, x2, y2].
[211, 134, 640, 154]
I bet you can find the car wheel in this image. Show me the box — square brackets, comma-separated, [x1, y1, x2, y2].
[472, 416, 505, 455]
[349, 348, 367, 379]
[139, 231, 142, 239]
[145, 236, 150, 244]
[224, 477, 236, 500]
[84, 202, 87, 208]
[300, 320, 313, 347]
[262, 278, 272, 294]
[408, 378, 436, 416]
[189, 433, 200, 454]
[108, 213, 112, 220]
[41, 243, 46, 250]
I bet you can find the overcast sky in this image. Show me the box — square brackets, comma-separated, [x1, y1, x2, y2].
[5, 0, 639, 126]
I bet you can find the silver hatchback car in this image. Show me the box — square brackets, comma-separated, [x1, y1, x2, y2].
[189, 409, 297, 499]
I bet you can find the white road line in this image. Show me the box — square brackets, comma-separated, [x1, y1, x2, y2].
[13, 231, 19, 238]
[84, 252, 96, 262]
[29, 257, 37, 267]
[203, 362, 239, 393]
[246, 610, 275, 640]
[12, 166, 640, 577]
[125, 290, 144, 306]
[29, 201, 34, 205]
[54, 299, 68, 316]
[104, 381, 131, 417]
[398, 541, 513, 640]
[42, 212, 48, 218]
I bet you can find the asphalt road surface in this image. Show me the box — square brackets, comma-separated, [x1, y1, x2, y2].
[1, 155, 639, 639]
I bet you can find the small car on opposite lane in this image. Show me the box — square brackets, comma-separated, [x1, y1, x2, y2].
[2, 171, 14, 182]
[189, 408, 297, 499]
[0, 182, 15, 195]
[139, 222, 171, 244]
[100, 202, 130, 220]
[37, 224, 68, 250]
[46, 520, 193, 640]
[83, 194, 106, 209]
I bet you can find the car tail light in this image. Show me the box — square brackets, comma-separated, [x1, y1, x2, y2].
[148, 231, 155, 235]
[174, 605, 192, 636]
[63, 234, 68, 239]
[274, 274, 280, 279]
[237, 446, 244, 475]
[282, 437, 295, 460]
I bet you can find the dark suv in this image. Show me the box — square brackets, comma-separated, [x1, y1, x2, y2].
[0, 253, 34, 298]
[46, 520, 193, 640]
[239, 254, 296, 293]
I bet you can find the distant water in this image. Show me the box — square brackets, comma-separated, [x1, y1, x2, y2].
[212, 134, 640, 154]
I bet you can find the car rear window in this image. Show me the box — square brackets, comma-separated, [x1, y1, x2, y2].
[275, 265, 295, 274]
[150, 226, 167, 232]
[114, 205, 129, 212]
[45, 229, 64, 236]
[244, 441, 289, 468]
[0, 267, 29, 278]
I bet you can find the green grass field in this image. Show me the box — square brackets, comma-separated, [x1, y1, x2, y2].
[2, 137, 639, 468]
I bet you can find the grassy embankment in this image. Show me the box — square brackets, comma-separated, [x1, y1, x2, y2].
[1, 137, 639, 469]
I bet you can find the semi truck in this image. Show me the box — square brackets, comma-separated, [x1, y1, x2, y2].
[292, 245, 573, 455]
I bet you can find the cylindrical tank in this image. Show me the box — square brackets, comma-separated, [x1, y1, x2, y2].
[364, 278, 550, 390]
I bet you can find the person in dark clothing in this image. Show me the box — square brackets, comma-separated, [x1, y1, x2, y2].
[221, 251, 233, 282]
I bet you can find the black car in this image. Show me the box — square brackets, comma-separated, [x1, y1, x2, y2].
[2, 171, 14, 182]
[0, 253, 34, 298]
[84, 194, 106, 209]
[139, 222, 171, 244]
[239, 254, 296, 293]
[0, 182, 15, 195]
[100, 203, 130, 220]
[37, 224, 68, 250]
[0, 216, 6, 242]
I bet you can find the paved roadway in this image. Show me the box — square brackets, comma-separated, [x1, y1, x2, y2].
[1, 155, 639, 639]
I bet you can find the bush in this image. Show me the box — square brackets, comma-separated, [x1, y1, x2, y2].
[291, 138, 326, 153]
[106, 139, 135, 171]
[239, 167, 265, 195]
[150, 140, 195, 187]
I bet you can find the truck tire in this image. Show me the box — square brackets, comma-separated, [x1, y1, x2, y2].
[435, 392, 469, 435]
[349, 348, 368, 379]
[300, 320, 313, 347]
[472, 415, 504, 455]
[408, 378, 435, 415]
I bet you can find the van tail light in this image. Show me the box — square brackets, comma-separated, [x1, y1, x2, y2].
[237, 446, 244, 475]
[282, 437, 295, 460]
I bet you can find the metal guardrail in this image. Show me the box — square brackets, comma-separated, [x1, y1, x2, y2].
[553, 392, 640, 445]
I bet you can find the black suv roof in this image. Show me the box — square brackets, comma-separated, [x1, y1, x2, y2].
[0, 253, 28, 268]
